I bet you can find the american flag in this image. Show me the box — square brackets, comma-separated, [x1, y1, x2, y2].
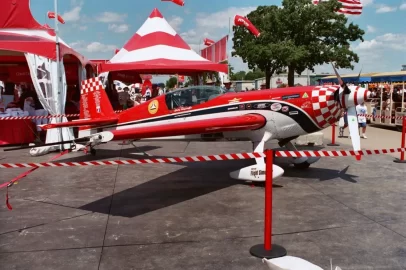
[313, 0, 363, 15]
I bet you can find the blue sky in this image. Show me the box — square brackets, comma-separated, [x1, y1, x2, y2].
[30, 0, 406, 82]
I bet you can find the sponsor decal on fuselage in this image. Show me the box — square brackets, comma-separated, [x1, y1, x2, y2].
[228, 106, 239, 111]
[245, 103, 252, 109]
[282, 94, 300, 100]
[228, 98, 241, 103]
[271, 103, 282, 111]
[301, 101, 312, 109]
[253, 103, 270, 109]
[289, 111, 298, 115]
[281, 106, 289, 112]
[148, 100, 159, 114]
[174, 106, 192, 112]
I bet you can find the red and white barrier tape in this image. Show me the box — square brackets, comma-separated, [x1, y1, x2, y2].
[356, 114, 405, 120]
[0, 110, 124, 120]
[1, 148, 405, 169]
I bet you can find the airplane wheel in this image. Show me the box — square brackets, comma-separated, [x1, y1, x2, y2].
[293, 161, 311, 169]
[90, 148, 96, 156]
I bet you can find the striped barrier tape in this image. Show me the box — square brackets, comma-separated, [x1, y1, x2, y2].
[356, 114, 405, 120]
[1, 148, 405, 169]
[0, 110, 124, 120]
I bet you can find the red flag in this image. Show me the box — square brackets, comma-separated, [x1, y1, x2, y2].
[161, 0, 184, 6]
[47, 11, 65, 24]
[204, 38, 215, 46]
[234, 15, 260, 37]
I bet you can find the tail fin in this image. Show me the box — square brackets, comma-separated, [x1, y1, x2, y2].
[80, 77, 115, 119]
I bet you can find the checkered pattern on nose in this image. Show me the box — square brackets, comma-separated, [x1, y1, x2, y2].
[311, 86, 342, 128]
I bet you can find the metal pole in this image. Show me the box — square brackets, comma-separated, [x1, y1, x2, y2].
[54, 0, 63, 150]
[402, 81, 405, 114]
[264, 149, 273, 250]
[229, 17, 231, 34]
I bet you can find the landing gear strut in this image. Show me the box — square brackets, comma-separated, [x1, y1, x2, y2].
[279, 140, 320, 169]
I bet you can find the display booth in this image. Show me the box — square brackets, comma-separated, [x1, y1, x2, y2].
[0, 0, 95, 155]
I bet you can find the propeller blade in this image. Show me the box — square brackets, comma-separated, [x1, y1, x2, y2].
[331, 62, 344, 86]
[347, 106, 361, 160]
[356, 66, 363, 83]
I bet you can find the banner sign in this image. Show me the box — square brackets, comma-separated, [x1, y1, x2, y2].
[200, 35, 228, 63]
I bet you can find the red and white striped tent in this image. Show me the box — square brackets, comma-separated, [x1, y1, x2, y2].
[313, 0, 363, 15]
[99, 8, 228, 75]
[0, 0, 91, 65]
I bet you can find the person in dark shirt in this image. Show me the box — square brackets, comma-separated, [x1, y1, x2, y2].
[18, 87, 43, 110]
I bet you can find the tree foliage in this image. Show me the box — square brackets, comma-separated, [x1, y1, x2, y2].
[165, 77, 177, 89]
[229, 68, 266, 81]
[280, 0, 365, 86]
[232, 0, 365, 87]
[232, 5, 287, 88]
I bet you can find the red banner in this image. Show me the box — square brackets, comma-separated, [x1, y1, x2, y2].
[199, 35, 228, 63]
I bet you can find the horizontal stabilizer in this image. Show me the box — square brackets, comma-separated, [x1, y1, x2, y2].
[39, 117, 118, 130]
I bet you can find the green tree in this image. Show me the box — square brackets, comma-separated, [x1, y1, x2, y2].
[232, 5, 287, 88]
[228, 64, 235, 78]
[244, 68, 265, 80]
[165, 77, 177, 89]
[279, 0, 365, 86]
[231, 71, 246, 80]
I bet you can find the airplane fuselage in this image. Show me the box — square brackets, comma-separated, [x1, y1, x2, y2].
[79, 85, 342, 144]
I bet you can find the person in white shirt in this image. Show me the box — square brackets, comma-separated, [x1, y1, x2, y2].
[144, 86, 152, 101]
[157, 87, 164, 96]
[356, 102, 368, 139]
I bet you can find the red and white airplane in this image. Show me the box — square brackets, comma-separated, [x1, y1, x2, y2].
[38, 67, 370, 182]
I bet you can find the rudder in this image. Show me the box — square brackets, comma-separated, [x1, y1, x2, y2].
[80, 77, 115, 119]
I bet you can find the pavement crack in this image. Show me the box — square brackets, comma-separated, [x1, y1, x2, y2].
[0, 212, 92, 236]
[303, 182, 406, 240]
[97, 145, 123, 270]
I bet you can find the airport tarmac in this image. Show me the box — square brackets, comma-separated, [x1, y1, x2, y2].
[0, 133, 405, 269]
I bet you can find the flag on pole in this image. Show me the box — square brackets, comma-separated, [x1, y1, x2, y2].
[313, 0, 363, 15]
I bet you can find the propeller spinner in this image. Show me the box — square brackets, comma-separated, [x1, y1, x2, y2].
[331, 63, 371, 160]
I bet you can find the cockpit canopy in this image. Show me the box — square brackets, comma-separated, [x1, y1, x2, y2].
[165, 85, 225, 110]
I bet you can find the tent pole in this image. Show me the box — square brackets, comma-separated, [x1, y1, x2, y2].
[54, 0, 63, 150]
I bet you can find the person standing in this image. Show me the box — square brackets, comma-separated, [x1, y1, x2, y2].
[356, 102, 368, 139]
[144, 86, 152, 101]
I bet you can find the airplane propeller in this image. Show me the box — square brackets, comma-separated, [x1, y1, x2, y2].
[331, 63, 370, 160]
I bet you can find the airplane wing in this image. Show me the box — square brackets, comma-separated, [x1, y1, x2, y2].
[39, 117, 118, 129]
[101, 113, 266, 141]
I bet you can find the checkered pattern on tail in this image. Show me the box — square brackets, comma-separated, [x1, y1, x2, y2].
[311, 86, 342, 128]
[80, 77, 104, 94]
